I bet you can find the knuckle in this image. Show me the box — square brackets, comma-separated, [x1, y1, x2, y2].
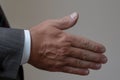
[60, 47, 70, 54]
[64, 58, 73, 65]
[60, 18, 70, 27]
[76, 59, 90, 68]
[65, 34, 72, 42]
[77, 60, 85, 67]
[77, 60, 83, 65]
[57, 32, 72, 43]
[61, 34, 72, 44]
[57, 46, 71, 56]
[82, 40, 90, 48]
[82, 53, 88, 60]
[62, 34, 69, 41]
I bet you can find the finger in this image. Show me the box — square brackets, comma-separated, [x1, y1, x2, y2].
[70, 35, 106, 53]
[39, 58, 65, 72]
[54, 12, 79, 30]
[68, 47, 107, 63]
[63, 57, 102, 70]
[61, 66, 89, 75]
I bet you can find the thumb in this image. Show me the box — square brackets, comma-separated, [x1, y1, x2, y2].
[56, 12, 79, 30]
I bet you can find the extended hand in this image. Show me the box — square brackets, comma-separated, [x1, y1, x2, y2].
[28, 12, 107, 75]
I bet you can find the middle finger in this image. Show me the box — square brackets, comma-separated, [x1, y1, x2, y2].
[67, 47, 107, 64]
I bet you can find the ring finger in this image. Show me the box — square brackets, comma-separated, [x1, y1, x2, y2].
[63, 57, 102, 70]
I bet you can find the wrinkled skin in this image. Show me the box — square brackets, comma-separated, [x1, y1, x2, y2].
[28, 12, 107, 75]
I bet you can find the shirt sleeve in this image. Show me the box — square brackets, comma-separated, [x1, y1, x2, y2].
[21, 30, 31, 64]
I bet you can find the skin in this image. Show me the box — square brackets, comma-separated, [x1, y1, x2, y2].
[28, 12, 107, 76]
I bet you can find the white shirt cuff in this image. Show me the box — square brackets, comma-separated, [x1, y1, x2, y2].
[21, 30, 31, 65]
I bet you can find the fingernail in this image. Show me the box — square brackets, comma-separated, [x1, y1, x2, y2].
[102, 57, 107, 63]
[70, 12, 78, 20]
[100, 47, 106, 53]
[95, 64, 101, 68]
[84, 70, 89, 74]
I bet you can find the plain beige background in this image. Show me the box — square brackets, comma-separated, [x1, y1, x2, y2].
[1, 0, 120, 80]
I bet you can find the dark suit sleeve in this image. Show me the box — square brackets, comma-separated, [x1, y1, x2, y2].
[0, 27, 24, 79]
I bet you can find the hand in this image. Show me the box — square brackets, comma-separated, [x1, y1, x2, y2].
[28, 12, 107, 75]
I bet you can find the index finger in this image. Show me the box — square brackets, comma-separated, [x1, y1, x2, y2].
[69, 35, 106, 53]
